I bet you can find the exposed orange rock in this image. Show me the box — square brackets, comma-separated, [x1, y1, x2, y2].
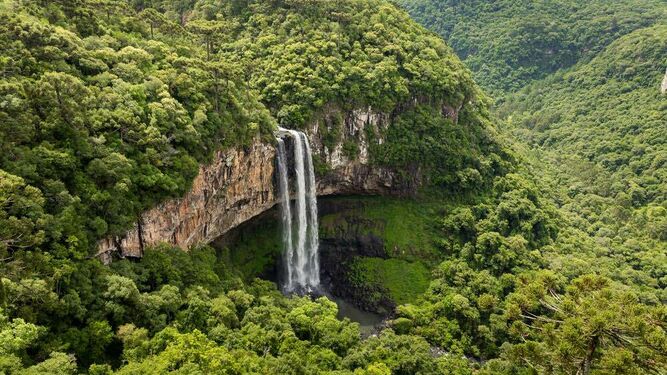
[97, 109, 413, 263]
[97, 140, 277, 262]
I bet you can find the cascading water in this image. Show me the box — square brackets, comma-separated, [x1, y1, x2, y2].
[275, 138, 294, 287]
[275, 127, 320, 293]
[276, 130, 382, 330]
[302, 133, 320, 287]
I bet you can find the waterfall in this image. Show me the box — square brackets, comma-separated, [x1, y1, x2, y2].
[275, 138, 293, 288]
[275, 128, 320, 293]
[302, 133, 320, 287]
[290, 129, 309, 290]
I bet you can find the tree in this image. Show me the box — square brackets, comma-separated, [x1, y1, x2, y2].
[0, 171, 47, 257]
[186, 20, 227, 60]
[501, 274, 667, 374]
[139, 8, 166, 38]
[0, 309, 75, 374]
[89, 0, 127, 22]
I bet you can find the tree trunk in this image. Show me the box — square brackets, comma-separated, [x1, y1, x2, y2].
[580, 335, 599, 375]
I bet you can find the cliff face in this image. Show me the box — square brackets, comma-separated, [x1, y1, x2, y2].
[97, 141, 278, 263]
[662, 68, 667, 94]
[97, 108, 409, 263]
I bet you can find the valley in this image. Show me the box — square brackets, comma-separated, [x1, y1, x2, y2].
[0, 0, 665, 373]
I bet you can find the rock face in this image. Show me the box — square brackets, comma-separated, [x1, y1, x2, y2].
[97, 141, 278, 263]
[317, 198, 395, 314]
[97, 108, 412, 263]
[310, 108, 416, 196]
[662, 68, 667, 94]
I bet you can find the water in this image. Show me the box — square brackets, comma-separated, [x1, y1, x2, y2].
[275, 129, 382, 333]
[328, 293, 384, 337]
[275, 139, 294, 286]
[276, 128, 320, 293]
[302, 132, 320, 287]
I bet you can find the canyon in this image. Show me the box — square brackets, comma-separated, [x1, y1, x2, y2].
[96, 108, 413, 263]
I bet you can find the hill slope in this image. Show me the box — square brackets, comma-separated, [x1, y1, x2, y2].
[500, 25, 667, 299]
[0, 0, 509, 373]
[398, 0, 666, 95]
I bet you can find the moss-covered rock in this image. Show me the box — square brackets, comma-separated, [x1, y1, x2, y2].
[213, 209, 283, 281]
[319, 196, 439, 262]
[348, 257, 430, 306]
[318, 196, 439, 313]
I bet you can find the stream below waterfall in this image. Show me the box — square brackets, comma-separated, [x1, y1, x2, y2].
[328, 294, 384, 337]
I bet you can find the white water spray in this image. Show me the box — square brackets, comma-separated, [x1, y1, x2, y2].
[276, 127, 320, 293]
[275, 138, 293, 287]
[302, 133, 320, 287]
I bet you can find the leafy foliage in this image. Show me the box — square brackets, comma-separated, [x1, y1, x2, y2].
[0, 0, 275, 264]
[498, 25, 667, 303]
[393, 1, 667, 373]
[1, 0, 666, 373]
[398, 0, 666, 96]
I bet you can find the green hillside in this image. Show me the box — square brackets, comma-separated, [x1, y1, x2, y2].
[0, 0, 276, 260]
[395, 1, 667, 372]
[502, 25, 667, 237]
[0, 0, 665, 374]
[398, 0, 666, 95]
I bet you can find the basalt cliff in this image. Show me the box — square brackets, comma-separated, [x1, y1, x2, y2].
[97, 108, 426, 263]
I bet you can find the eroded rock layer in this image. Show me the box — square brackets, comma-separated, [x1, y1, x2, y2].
[97, 109, 408, 262]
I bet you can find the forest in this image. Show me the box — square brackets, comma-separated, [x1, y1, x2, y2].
[0, 0, 665, 374]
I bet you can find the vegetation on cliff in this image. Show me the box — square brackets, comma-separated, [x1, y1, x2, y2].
[0, 0, 276, 263]
[0, 0, 498, 262]
[1, 0, 666, 373]
[0, 0, 507, 373]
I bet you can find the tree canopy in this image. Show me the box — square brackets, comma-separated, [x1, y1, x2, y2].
[1, 0, 665, 373]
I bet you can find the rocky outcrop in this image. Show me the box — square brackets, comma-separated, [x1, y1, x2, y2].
[97, 141, 278, 263]
[661, 68, 667, 94]
[97, 108, 411, 263]
[309, 108, 415, 196]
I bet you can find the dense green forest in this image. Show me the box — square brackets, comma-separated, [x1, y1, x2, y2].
[398, 0, 666, 96]
[397, 0, 667, 372]
[499, 25, 667, 295]
[1, 0, 666, 374]
[400, 0, 667, 298]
